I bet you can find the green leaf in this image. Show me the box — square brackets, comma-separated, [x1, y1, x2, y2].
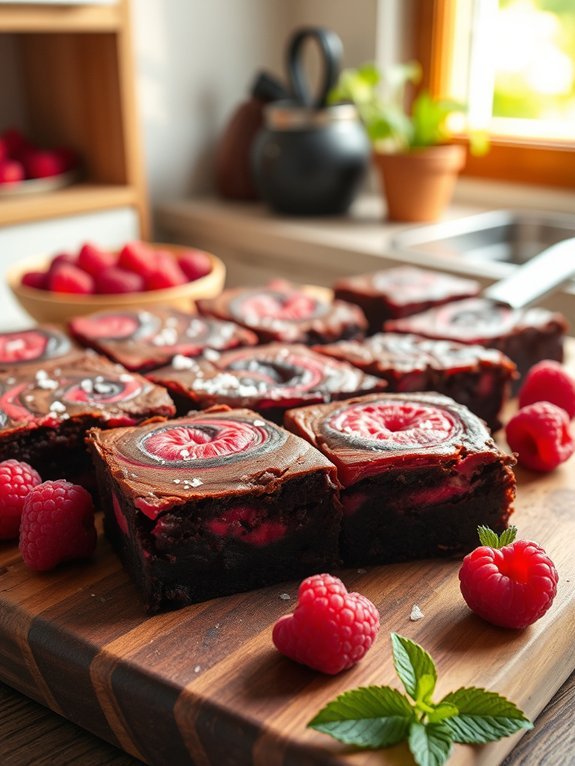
[416, 674, 436, 705]
[498, 526, 518, 547]
[308, 685, 415, 749]
[408, 721, 453, 766]
[427, 703, 459, 724]
[391, 633, 437, 701]
[440, 687, 533, 744]
[477, 525, 517, 548]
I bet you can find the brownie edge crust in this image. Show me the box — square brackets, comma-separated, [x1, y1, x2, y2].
[87, 408, 342, 612]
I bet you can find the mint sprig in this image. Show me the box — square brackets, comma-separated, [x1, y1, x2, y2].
[477, 525, 517, 548]
[308, 633, 532, 766]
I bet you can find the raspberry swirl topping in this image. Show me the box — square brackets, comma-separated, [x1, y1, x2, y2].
[431, 299, 515, 338]
[325, 399, 461, 451]
[222, 348, 326, 394]
[0, 372, 144, 424]
[70, 311, 160, 341]
[0, 328, 72, 365]
[229, 289, 327, 325]
[136, 417, 286, 468]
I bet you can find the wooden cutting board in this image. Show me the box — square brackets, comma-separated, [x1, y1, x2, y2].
[1, 363, 574, 766]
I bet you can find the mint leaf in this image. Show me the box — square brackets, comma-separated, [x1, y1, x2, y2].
[498, 526, 518, 547]
[441, 687, 533, 744]
[427, 703, 459, 723]
[408, 721, 453, 766]
[477, 525, 517, 548]
[308, 685, 414, 748]
[391, 633, 437, 701]
[477, 525, 500, 547]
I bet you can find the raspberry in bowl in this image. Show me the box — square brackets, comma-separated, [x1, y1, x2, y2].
[6, 242, 226, 324]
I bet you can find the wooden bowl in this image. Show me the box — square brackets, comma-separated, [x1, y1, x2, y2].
[6, 244, 226, 324]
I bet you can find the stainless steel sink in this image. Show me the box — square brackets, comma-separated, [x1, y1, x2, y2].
[391, 210, 575, 266]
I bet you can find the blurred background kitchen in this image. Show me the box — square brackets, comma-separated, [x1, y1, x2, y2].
[0, 0, 574, 328]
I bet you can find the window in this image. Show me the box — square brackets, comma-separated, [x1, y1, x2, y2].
[416, 0, 575, 188]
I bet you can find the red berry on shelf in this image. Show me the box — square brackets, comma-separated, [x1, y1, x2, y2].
[95, 266, 145, 294]
[272, 573, 380, 674]
[178, 249, 212, 281]
[519, 360, 575, 420]
[21, 271, 49, 290]
[505, 400, 574, 472]
[1, 128, 28, 157]
[54, 147, 78, 173]
[0, 159, 25, 185]
[49, 263, 95, 295]
[146, 256, 188, 290]
[19, 480, 97, 571]
[24, 149, 67, 179]
[77, 242, 116, 277]
[0, 459, 42, 541]
[117, 241, 158, 278]
[459, 526, 558, 629]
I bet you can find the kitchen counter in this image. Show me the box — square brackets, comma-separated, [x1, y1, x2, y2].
[157, 190, 575, 323]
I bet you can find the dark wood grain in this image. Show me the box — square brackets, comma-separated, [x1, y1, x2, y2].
[0, 353, 574, 766]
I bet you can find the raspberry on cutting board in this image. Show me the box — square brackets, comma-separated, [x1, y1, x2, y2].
[505, 400, 575, 472]
[272, 573, 380, 674]
[459, 526, 558, 629]
[19, 480, 97, 571]
[518, 360, 575, 419]
[0, 460, 42, 540]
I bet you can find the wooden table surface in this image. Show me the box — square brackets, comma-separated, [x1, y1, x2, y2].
[1, 337, 574, 766]
[1, 671, 574, 765]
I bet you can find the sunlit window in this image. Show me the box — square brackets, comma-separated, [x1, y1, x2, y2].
[446, 0, 575, 141]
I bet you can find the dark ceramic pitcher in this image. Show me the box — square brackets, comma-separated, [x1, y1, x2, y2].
[252, 28, 370, 216]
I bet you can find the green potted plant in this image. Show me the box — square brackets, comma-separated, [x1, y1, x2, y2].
[329, 62, 485, 222]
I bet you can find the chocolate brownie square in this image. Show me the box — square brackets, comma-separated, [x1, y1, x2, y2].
[384, 297, 568, 384]
[197, 282, 367, 344]
[148, 344, 387, 422]
[87, 409, 342, 612]
[314, 333, 516, 430]
[69, 308, 258, 372]
[334, 267, 480, 333]
[0, 325, 80, 372]
[0, 351, 175, 483]
[285, 392, 516, 566]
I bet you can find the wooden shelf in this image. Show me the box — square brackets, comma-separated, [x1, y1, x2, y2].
[0, 4, 122, 33]
[0, 0, 149, 237]
[0, 183, 139, 226]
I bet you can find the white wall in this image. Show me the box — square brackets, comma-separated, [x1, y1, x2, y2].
[131, 0, 385, 216]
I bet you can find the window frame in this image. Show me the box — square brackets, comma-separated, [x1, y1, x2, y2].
[414, 0, 575, 189]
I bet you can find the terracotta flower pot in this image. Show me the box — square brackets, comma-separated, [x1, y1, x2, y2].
[373, 144, 466, 222]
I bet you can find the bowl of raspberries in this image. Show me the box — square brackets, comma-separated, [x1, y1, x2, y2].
[8, 241, 226, 323]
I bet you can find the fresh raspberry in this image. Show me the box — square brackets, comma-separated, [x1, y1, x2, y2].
[1, 128, 28, 157]
[519, 360, 575, 419]
[177, 250, 212, 281]
[77, 242, 116, 277]
[0, 460, 42, 540]
[0, 159, 25, 184]
[505, 401, 574, 472]
[117, 241, 158, 278]
[19, 480, 97, 571]
[24, 150, 66, 179]
[272, 573, 380, 674]
[146, 256, 187, 290]
[49, 252, 77, 272]
[49, 263, 95, 294]
[95, 266, 145, 294]
[459, 526, 558, 629]
[21, 271, 48, 290]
